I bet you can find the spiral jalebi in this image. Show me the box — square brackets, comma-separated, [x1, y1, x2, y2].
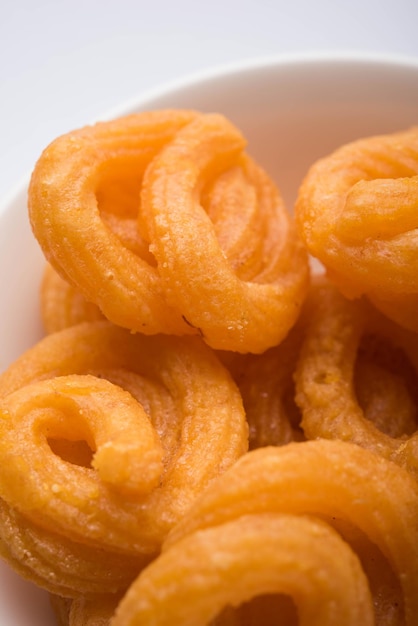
[0, 321, 247, 595]
[295, 126, 418, 332]
[295, 277, 418, 479]
[29, 110, 309, 353]
[111, 439, 418, 625]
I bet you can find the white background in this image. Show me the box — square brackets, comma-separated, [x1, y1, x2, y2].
[1, 0, 418, 204]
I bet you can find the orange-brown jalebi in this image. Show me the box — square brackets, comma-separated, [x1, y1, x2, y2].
[28, 110, 309, 353]
[0, 321, 247, 595]
[295, 127, 418, 332]
[111, 439, 418, 625]
[295, 278, 418, 479]
[114, 513, 373, 626]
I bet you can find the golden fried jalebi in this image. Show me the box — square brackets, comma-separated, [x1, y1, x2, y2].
[0, 461, 149, 598]
[7, 111, 418, 624]
[28, 110, 309, 353]
[112, 513, 373, 626]
[294, 127, 418, 332]
[294, 278, 418, 479]
[41, 263, 104, 334]
[114, 439, 418, 625]
[0, 321, 247, 594]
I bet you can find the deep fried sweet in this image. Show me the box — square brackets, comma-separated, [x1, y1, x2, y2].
[0, 321, 247, 594]
[295, 127, 418, 332]
[0, 469, 150, 597]
[112, 513, 373, 626]
[11, 113, 418, 625]
[294, 278, 418, 479]
[114, 439, 418, 625]
[28, 110, 309, 353]
[168, 440, 418, 624]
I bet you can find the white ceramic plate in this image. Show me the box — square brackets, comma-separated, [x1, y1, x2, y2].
[1, 52, 418, 625]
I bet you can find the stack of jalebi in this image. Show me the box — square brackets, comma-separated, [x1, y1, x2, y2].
[0, 113, 418, 626]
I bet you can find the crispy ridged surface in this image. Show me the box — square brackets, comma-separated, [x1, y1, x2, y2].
[0, 322, 247, 594]
[295, 278, 418, 479]
[111, 439, 418, 625]
[29, 110, 308, 353]
[295, 127, 418, 332]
